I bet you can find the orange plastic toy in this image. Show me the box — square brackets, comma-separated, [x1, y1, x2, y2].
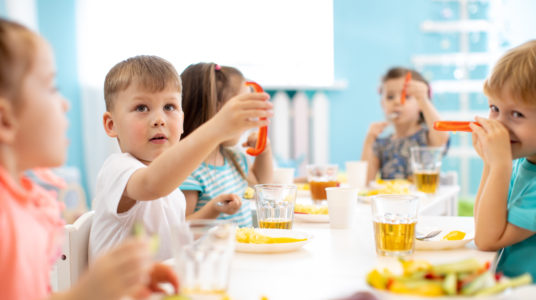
[245, 81, 268, 156]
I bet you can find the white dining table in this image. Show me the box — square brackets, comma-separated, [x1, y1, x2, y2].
[161, 191, 536, 300]
[222, 215, 492, 300]
[162, 215, 536, 300]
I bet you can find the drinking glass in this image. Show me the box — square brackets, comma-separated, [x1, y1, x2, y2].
[173, 220, 236, 298]
[306, 164, 339, 202]
[255, 184, 297, 229]
[410, 146, 444, 194]
[371, 195, 419, 256]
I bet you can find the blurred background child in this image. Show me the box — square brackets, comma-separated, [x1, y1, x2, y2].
[0, 18, 177, 300]
[361, 67, 450, 183]
[89, 58, 272, 261]
[180, 63, 274, 227]
[471, 40, 536, 280]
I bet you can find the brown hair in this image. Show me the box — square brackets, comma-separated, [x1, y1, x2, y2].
[484, 40, 536, 105]
[104, 55, 182, 111]
[381, 67, 431, 123]
[0, 18, 37, 105]
[180, 62, 247, 178]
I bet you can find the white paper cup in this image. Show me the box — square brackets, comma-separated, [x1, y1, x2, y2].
[326, 187, 357, 229]
[272, 168, 295, 185]
[346, 161, 368, 189]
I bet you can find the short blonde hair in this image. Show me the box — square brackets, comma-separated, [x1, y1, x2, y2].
[484, 40, 536, 104]
[104, 55, 182, 111]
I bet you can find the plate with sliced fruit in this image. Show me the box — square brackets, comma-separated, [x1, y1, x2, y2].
[416, 230, 474, 251]
[367, 258, 532, 299]
[235, 228, 311, 253]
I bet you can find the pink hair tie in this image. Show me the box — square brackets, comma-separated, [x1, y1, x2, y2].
[214, 64, 221, 71]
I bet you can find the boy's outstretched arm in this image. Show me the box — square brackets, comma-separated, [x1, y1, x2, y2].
[126, 93, 272, 201]
[470, 117, 535, 250]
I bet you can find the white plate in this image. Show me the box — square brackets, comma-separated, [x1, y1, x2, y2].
[294, 213, 329, 223]
[415, 225, 475, 251]
[235, 229, 311, 253]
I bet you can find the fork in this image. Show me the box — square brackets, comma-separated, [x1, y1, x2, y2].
[416, 229, 442, 240]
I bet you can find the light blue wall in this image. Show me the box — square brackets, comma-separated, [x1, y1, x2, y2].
[36, 0, 88, 198]
[0, 0, 6, 17]
[328, 0, 433, 167]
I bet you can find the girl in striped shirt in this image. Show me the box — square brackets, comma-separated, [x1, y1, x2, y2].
[180, 63, 273, 227]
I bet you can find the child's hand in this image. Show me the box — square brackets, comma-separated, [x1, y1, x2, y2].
[212, 92, 272, 140]
[406, 80, 430, 103]
[213, 193, 242, 215]
[366, 122, 389, 140]
[470, 116, 512, 167]
[132, 263, 179, 299]
[80, 239, 152, 300]
[242, 131, 271, 152]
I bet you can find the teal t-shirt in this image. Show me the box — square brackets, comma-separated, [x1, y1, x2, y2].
[496, 158, 536, 280]
[180, 148, 252, 228]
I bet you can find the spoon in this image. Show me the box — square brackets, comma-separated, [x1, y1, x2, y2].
[416, 229, 442, 240]
[387, 112, 399, 121]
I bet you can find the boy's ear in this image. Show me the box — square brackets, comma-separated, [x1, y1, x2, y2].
[0, 98, 18, 143]
[102, 111, 118, 138]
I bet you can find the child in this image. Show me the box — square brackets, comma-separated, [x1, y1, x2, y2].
[361, 67, 449, 182]
[88, 57, 272, 261]
[0, 18, 177, 300]
[471, 40, 536, 279]
[179, 63, 274, 227]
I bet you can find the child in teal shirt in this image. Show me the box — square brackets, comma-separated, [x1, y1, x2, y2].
[471, 40, 536, 280]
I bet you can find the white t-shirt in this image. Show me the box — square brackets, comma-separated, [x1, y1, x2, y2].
[88, 153, 186, 262]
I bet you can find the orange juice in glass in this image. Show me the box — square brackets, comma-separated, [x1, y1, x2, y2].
[410, 146, 444, 194]
[255, 184, 297, 229]
[372, 195, 418, 256]
[307, 164, 339, 202]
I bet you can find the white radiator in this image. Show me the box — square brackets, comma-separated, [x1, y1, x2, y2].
[269, 90, 329, 177]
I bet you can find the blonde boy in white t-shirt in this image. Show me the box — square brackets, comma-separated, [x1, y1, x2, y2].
[89, 56, 272, 261]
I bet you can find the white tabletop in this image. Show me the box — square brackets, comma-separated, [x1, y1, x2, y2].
[224, 216, 493, 300]
[162, 214, 536, 300]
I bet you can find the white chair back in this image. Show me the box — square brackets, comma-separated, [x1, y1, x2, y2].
[51, 210, 94, 291]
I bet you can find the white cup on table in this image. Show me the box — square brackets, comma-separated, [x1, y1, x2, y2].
[326, 187, 358, 229]
[345, 161, 368, 189]
[272, 167, 295, 185]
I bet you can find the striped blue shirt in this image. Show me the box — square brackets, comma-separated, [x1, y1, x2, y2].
[180, 148, 252, 227]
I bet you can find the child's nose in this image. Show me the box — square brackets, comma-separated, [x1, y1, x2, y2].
[152, 114, 165, 127]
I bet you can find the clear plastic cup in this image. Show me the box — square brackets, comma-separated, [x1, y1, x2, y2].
[173, 220, 236, 298]
[307, 164, 339, 201]
[371, 195, 419, 256]
[410, 146, 444, 194]
[255, 184, 297, 229]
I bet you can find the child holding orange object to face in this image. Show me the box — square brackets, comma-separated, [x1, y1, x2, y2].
[361, 67, 450, 182]
[471, 40, 536, 280]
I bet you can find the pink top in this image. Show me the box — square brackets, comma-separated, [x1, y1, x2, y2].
[0, 167, 64, 300]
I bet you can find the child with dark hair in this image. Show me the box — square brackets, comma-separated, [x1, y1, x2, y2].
[361, 67, 449, 182]
[180, 62, 274, 227]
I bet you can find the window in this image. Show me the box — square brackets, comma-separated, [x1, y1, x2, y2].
[77, 0, 334, 88]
